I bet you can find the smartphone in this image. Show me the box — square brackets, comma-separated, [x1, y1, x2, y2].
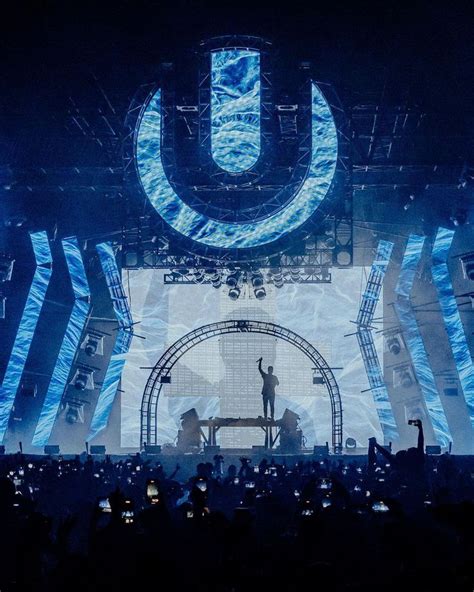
[196, 480, 207, 492]
[121, 510, 134, 523]
[245, 481, 255, 489]
[233, 477, 240, 485]
[372, 500, 389, 513]
[318, 478, 331, 490]
[186, 510, 194, 519]
[147, 480, 159, 497]
[146, 480, 160, 504]
[98, 498, 112, 513]
[321, 498, 332, 509]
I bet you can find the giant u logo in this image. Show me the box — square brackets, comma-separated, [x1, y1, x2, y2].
[135, 43, 339, 251]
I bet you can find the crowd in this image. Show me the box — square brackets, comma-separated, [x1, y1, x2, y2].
[0, 422, 473, 591]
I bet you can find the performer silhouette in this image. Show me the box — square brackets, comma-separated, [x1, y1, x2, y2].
[257, 357, 279, 420]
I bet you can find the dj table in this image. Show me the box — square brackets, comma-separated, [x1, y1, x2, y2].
[198, 417, 281, 449]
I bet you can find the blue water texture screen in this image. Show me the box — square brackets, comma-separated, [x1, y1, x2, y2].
[395, 235, 451, 446]
[432, 227, 474, 430]
[0, 231, 52, 443]
[88, 243, 134, 441]
[210, 49, 260, 173]
[136, 81, 338, 249]
[32, 237, 90, 447]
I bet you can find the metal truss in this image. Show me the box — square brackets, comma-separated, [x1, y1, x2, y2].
[141, 320, 343, 451]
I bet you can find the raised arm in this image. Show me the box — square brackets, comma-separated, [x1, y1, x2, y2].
[374, 441, 394, 463]
[416, 419, 424, 454]
[258, 357, 265, 377]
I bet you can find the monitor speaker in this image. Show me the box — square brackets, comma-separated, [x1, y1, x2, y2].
[90, 445, 106, 455]
[144, 445, 162, 455]
[44, 445, 60, 455]
[313, 444, 329, 457]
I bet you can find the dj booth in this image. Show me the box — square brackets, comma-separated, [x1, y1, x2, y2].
[178, 408, 302, 451]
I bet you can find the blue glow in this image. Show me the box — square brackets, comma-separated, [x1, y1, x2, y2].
[0, 232, 52, 443]
[136, 84, 338, 249]
[432, 228, 474, 429]
[32, 237, 90, 447]
[356, 241, 398, 442]
[395, 235, 451, 446]
[210, 49, 260, 172]
[88, 243, 134, 441]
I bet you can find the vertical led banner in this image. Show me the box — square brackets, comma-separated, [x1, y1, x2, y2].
[432, 227, 474, 430]
[88, 243, 133, 440]
[32, 237, 90, 447]
[395, 235, 451, 446]
[0, 231, 52, 443]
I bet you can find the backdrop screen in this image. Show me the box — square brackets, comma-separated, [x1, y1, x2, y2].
[121, 269, 384, 448]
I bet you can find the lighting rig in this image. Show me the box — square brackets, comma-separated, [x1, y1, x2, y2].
[121, 36, 353, 300]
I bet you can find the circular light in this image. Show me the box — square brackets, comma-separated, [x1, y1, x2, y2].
[136, 85, 338, 250]
[336, 248, 352, 266]
[345, 437, 357, 449]
[228, 287, 240, 300]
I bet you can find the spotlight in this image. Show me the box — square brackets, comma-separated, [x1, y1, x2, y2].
[269, 267, 284, 289]
[386, 336, 402, 355]
[226, 271, 241, 288]
[81, 332, 104, 357]
[193, 269, 205, 283]
[66, 406, 79, 424]
[400, 371, 413, 388]
[290, 268, 301, 283]
[345, 437, 357, 450]
[335, 248, 352, 266]
[228, 286, 241, 300]
[206, 268, 222, 288]
[226, 271, 242, 299]
[250, 272, 266, 300]
[64, 400, 85, 424]
[71, 367, 95, 391]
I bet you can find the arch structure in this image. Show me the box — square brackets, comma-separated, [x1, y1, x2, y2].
[141, 320, 343, 451]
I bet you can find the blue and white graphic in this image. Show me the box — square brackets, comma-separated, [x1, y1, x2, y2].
[88, 243, 134, 441]
[32, 237, 90, 447]
[356, 240, 398, 442]
[0, 231, 52, 443]
[432, 228, 474, 429]
[136, 82, 337, 249]
[395, 235, 451, 446]
[211, 49, 260, 173]
[121, 268, 384, 449]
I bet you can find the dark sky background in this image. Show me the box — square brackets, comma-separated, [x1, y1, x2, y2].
[2, 0, 473, 113]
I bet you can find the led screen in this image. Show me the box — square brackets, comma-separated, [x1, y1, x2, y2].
[121, 269, 384, 449]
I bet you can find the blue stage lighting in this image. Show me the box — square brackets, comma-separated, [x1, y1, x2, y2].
[136, 82, 337, 250]
[211, 49, 260, 173]
[395, 234, 451, 447]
